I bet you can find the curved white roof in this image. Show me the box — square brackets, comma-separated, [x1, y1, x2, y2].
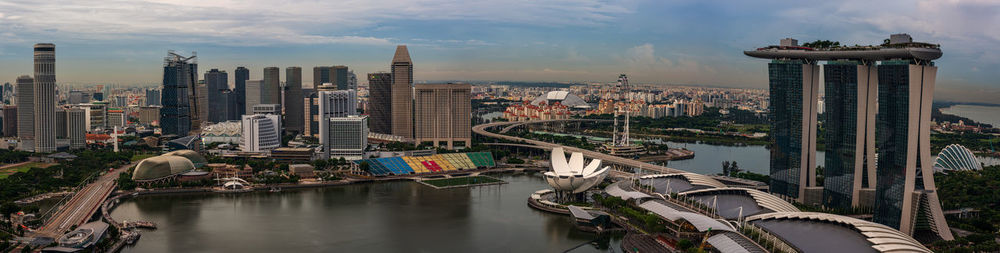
[545, 147, 609, 193]
[639, 200, 735, 233]
[530, 91, 591, 109]
[642, 173, 727, 189]
[934, 144, 982, 172]
[680, 187, 800, 213]
[604, 181, 652, 200]
[746, 212, 931, 253]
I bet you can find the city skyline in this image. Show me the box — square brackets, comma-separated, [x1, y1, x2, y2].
[0, 1, 997, 104]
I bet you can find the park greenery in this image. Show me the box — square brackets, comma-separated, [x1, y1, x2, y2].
[927, 165, 1000, 252]
[801, 40, 841, 49]
[0, 150, 131, 216]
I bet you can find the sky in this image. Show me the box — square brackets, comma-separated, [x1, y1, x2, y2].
[0, 0, 997, 103]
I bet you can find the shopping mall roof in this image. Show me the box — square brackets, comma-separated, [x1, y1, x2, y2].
[638, 200, 735, 233]
[679, 187, 799, 219]
[746, 212, 932, 253]
[640, 173, 726, 194]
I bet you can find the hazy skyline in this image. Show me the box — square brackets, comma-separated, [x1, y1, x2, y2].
[0, 0, 997, 103]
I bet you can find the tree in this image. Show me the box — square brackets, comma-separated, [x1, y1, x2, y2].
[1, 202, 18, 219]
[722, 161, 731, 176]
[730, 161, 741, 175]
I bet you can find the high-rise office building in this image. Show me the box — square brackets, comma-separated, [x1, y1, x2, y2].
[284, 67, 304, 133]
[318, 89, 358, 148]
[245, 80, 263, 114]
[873, 59, 951, 239]
[205, 69, 230, 123]
[34, 43, 57, 153]
[241, 114, 281, 152]
[391, 45, 414, 138]
[138, 106, 160, 125]
[347, 70, 357, 90]
[413, 83, 471, 149]
[822, 61, 877, 210]
[56, 108, 67, 139]
[262, 67, 281, 105]
[2, 106, 16, 138]
[234, 66, 249, 118]
[67, 107, 86, 149]
[145, 88, 161, 106]
[323, 115, 368, 160]
[766, 59, 819, 203]
[332, 66, 348, 90]
[160, 51, 197, 136]
[367, 72, 392, 134]
[312, 66, 332, 90]
[195, 80, 208, 126]
[16, 75, 34, 150]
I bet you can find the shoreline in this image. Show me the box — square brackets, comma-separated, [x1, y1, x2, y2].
[101, 168, 546, 250]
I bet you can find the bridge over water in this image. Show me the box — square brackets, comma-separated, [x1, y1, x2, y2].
[474, 120, 768, 190]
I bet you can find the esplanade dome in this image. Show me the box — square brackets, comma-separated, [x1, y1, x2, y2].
[132, 155, 196, 181]
[164, 150, 208, 168]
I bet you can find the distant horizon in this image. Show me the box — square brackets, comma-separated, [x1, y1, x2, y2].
[1, 1, 997, 103]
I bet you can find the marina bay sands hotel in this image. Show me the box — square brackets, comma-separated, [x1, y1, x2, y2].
[745, 34, 953, 240]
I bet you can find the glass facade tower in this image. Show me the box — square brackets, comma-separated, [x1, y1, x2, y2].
[822, 61, 877, 210]
[767, 60, 818, 202]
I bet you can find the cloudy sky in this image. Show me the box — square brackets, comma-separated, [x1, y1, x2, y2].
[0, 0, 997, 102]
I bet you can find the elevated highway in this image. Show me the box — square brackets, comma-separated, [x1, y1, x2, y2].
[32, 162, 131, 239]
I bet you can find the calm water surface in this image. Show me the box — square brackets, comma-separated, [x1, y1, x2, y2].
[112, 174, 620, 253]
[941, 104, 1000, 127]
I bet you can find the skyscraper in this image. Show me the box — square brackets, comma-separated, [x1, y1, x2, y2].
[333, 65, 349, 90]
[160, 51, 197, 136]
[262, 67, 281, 105]
[56, 108, 67, 139]
[245, 80, 263, 114]
[391, 45, 414, 139]
[822, 61, 877, 210]
[318, 89, 358, 148]
[234, 66, 249, 118]
[33, 43, 57, 153]
[284, 67, 304, 133]
[67, 107, 86, 149]
[205, 69, 230, 123]
[324, 115, 368, 160]
[413, 83, 471, 149]
[16, 75, 33, 150]
[745, 34, 953, 240]
[766, 58, 819, 203]
[367, 72, 392, 134]
[873, 59, 951, 239]
[312, 66, 332, 90]
[145, 88, 161, 106]
[2, 106, 16, 138]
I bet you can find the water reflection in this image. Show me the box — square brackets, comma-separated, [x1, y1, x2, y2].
[112, 174, 619, 253]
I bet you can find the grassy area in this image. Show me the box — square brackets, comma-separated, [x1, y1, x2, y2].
[0, 162, 54, 179]
[421, 176, 504, 188]
[130, 153, 157, 162]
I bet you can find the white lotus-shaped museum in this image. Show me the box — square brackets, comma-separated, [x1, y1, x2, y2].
[544, 147, 610, 193]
